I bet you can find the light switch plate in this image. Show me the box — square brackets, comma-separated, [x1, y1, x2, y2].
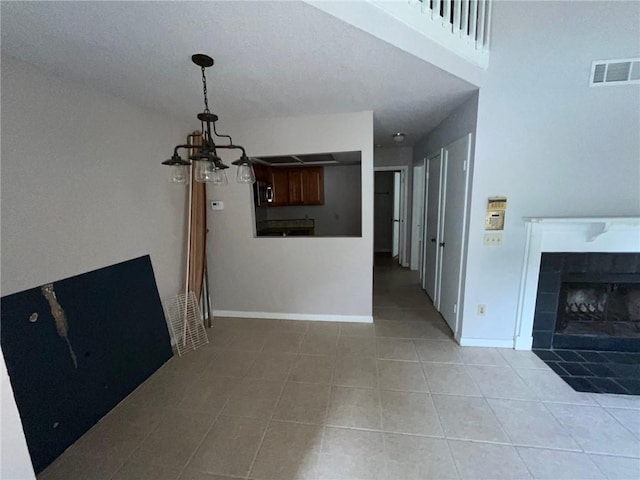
[483, 233, 503, 246]
[210, 201, 224, 211]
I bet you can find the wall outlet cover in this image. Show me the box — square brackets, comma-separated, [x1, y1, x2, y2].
[483, 233, 503, 246]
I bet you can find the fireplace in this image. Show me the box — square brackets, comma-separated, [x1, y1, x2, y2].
[532, 253, 640, 352]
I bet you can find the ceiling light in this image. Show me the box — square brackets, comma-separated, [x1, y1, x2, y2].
[392, 133, 406, 143]
[163, 54, 255, 184]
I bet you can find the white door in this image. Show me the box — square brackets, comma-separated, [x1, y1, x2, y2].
[438, 134, 472, 334]
[422, 150, 444, 305]
[411, 163, 425, 271]
[392, 172, 400, 259]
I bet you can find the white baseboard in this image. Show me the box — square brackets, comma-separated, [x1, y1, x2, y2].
[212, 310, 373, 323]
[459, 337, 515, 348]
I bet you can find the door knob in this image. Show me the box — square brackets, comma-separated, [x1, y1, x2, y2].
[439, 242, 446, 247]
[430, 238, 436, 243]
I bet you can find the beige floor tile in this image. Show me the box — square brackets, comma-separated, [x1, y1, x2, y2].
[498, 349, 548, 369]
[127, 371, 195, 409]
[373, 306, 404, 321]
[332, 356, 378, 388]
[465, 365, 538, 400]
[275, 319, 310, 334]
[111, 461, 182, 480]
[221, 378, 284, 419]
[592, 393, 640, 410]
[409, 321, 452, 340]
[38, 454, 124, 480]
[226, 329, 268, 351]
[432, 395, 509, 443]
[340, 322, 375, 337]
[385, 433, 459, 480]
[414, 339, 463, 363]
[588, 454, 640, 480]
[249, 421, 322, 480]
[261, 332, 305, 353]
[517, 447, 605, 479]
[206, 327, 236, 349]
[317, 452, 386, 480]
[68, 411, 151, 459]
[606, 407, 640, 438]
[487, 398, 580, 450]
[459, 347, 509, 366]
[188, 416, 268, 477]
[289, 354, 335, 384]
[377, 359, 428, 392]
[179, 469, 237, 480]
[375, 337, 419, 361]
[322, 427, 384, 457]
[422, 363, 482, 397]
[337, 335, 376, 357]
[374, 319, 415, 338]
[307, 321, 341, 336]
[326, 386, 382, 430]
[380, 390, 443, 436]
[545, 403, 640, 457]
[273, 382, 330, 424]
[448, 440, 532, 479]
[178, 375, 241, 413]
[515, 368, 597, 405]
[209, 349, 259, 377]
[299, 334, 338, 355]
[128, 409, 215, 468]
[245, 352, 297, 381]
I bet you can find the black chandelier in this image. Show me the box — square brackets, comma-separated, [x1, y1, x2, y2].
[162, 54, 255, 185]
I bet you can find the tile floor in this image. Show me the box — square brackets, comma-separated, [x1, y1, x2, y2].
[39, 257, 640, 480]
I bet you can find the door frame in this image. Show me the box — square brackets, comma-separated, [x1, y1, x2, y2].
[374, 166, 410, 267]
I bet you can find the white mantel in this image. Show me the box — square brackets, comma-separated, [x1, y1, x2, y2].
[513, 216, 640, 350]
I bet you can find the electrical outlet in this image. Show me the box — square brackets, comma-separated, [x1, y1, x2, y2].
[477, 304, 486, 315]
[483, 233, 503, 246]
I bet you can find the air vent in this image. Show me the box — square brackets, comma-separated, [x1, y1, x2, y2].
[590, 58, 640, 87]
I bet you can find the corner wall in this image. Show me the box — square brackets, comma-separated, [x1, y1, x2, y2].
[208, 111, 374, 321]
[461, 1, 640, 345]
[1, 55, 187, 300]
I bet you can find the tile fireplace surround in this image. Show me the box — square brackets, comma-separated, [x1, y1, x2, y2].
[514, 217, 640, 351]
[514, 218, 640, 394]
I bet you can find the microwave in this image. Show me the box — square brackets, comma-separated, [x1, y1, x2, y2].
[254, 181, 274, 206]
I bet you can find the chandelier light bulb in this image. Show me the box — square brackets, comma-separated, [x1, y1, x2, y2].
[236, 163, 256, 184]
[170, 165, 189, 184]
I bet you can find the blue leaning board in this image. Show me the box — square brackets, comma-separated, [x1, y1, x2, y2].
[1, 255, 173, 473]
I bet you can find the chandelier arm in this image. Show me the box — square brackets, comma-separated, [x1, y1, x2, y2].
[212, 122, 233, 146]
[173, 144, 195, 155]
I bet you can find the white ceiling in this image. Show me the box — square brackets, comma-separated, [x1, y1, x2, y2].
[1, 1, 477, 147]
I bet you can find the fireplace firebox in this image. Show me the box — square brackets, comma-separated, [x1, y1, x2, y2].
[556, 274, 640, 338]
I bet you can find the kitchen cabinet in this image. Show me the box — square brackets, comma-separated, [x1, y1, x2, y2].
[269, 168, 290, 206]
[287, 167, 324, 205]
[256, 165, 324, 206]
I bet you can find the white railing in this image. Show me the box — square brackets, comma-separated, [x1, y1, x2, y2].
[418, 0, 491, 51]
[371, 0, 492, 68]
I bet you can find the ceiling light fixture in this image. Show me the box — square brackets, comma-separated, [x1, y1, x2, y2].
[163, 54, 255, 185]
[392, 132, 406, 143]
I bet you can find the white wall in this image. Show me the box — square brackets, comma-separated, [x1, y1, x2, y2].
[1, 55, 187, 300]
[263, 164, 362, 237]
[460, 1, 640, 344]
[208, 111, 374, 320]
[374, 146, 413, 169]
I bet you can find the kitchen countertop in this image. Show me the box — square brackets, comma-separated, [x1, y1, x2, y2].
[257, 219, 315, 236]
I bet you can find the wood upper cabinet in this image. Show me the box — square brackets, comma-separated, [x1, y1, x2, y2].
[269, 168, 290, 206]
[299, 167, 324, 205]
[258, 165, 324, 207]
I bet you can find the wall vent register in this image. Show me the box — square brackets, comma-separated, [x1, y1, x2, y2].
[590, 58, 640, 86]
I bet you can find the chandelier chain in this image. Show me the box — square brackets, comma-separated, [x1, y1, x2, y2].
[200, 66, 210, 113]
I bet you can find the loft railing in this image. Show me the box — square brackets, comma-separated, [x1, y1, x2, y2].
[371, 0, 492, 68]
[419, 0, 492, 51]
